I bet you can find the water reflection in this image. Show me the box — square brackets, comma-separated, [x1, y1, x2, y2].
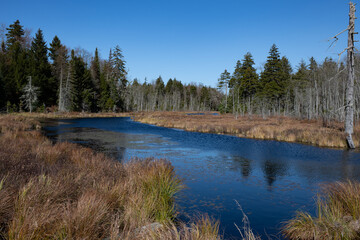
[229, 156, 252, 178]
[42, 117, 360, 239]
[262, 159, 287, 188]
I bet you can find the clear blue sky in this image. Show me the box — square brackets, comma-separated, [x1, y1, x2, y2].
[1, 0, 355, 87]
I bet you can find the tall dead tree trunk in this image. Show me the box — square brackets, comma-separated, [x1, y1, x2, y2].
[345, 2, 356, 149]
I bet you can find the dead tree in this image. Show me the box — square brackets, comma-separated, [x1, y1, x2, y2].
[345, 2, 356, 149]
[329, 2, 357, 149]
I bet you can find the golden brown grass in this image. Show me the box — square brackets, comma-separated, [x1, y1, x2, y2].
[0, 115, 221, 240]
[283, 181, 360, 240]
[131, 111, 360, 148]
[14, 111, 131, 119]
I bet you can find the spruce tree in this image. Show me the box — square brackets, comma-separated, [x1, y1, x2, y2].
[259, 44, 287, 101]
[4, 20, 30, 108]
[90, 48, 101, 111]
[239, 52, 258, 99]
[30, 29, 54, 107]
[5, 20, 24, 48]
[69, 50, 95, 112]
[106, 46, 127, 111]
[49, 35, 61, 63]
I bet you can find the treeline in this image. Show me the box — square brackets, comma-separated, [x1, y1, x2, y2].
[125, 77, 221, 111]
[0, 20, 221, 113]
[220, 44, 360, 124]
[1, 20, 359, 122]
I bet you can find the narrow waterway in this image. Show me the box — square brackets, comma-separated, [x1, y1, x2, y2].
[43, 117, 360, 239]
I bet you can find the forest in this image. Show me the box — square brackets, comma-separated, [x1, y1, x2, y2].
[1, 19, 360, 126]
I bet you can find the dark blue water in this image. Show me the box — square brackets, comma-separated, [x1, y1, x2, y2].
[43, 117, 360, 239]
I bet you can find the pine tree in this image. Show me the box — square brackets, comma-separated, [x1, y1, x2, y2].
[30, 29, 54, 107]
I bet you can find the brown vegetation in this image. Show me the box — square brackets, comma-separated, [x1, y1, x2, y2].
[131, 111, 360, 148]
[0, 115, 221, 240]
[15, 111, 131, 119]
[283, 181, 360, 240]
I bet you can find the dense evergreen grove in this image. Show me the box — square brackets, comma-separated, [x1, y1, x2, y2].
[1, 20, 359, 125]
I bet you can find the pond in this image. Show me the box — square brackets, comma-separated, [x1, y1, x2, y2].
[42, 117, 360, 239]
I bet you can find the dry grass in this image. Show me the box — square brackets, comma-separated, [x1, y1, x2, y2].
[0, 114, 221, 240]
[131, 111, 360, 148]
[14, 111, 131, 119]
[283, 181, 360, 240]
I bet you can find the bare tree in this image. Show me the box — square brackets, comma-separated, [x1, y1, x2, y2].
[21, 76, 39, 113]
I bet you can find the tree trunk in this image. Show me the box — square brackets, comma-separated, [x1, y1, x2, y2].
[345, 2, 356, 149]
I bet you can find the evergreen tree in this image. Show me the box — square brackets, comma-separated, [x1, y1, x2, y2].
[293, 60, 309, 90]
[30, 29, 54, 107]
[107, 46, 127, 111]
[4, 20, 28, 107]
[230, 60, 242, 88]
[49, 36, 69, 111]
[259, 44, 286, 101]
[239, 52, 258, 99]
[90, 48, 101, 111]
[69, 50, 95, 112]
[5, 20, 24, 48]
[49, 35, 61, 63]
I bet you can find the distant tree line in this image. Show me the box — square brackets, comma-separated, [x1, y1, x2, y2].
[219, 44, 360, 124]
[1, 20, 359, 124]
[0, 20, 221, 113]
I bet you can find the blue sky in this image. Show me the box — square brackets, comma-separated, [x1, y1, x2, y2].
[1, 0, 355, 87]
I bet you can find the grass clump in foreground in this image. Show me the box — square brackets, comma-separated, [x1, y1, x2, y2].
[0, 115, 221, 240]
[283, 181, 360, 240]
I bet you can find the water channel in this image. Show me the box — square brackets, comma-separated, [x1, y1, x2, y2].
[42, 117, 360, 239]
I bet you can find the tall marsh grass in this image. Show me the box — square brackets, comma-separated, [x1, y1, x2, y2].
[283, 181, 360, 240]
[0, 115, 221, 239]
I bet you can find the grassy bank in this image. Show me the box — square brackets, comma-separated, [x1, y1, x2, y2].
[131, 111, 360, 148]
[14, 111, 131, 119]
[0, 115, 221, 240]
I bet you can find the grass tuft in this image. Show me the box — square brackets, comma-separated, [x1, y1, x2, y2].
[283, 180, 360, 240]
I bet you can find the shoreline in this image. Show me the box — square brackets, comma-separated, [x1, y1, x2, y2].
[12, 111, 359, 149]
[130, 112, 359, 149]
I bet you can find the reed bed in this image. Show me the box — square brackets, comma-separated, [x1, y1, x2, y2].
[131, 111, 360, 148]
[283, 181, 360, 240]
[0, 115, 221, 240]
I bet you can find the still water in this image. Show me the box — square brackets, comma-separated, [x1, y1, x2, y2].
[43, 117, 360, 239]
